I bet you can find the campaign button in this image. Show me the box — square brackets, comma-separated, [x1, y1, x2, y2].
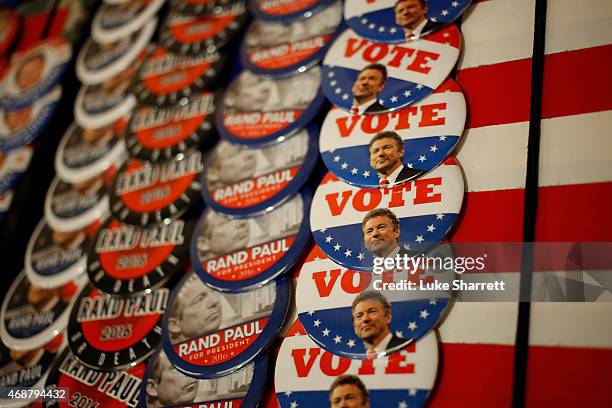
[0, 86, 61, 153]
[249, 0, 336, 22]
[74, 52, 145, 129]
[345, 0, 471, 43]
[126, 91, 217, 162]
[25, 218, 88, 290]
[320, 78, 466, 188]
[296, 245, 451, 359]
[192, 191, 311, 292]
[140, 348, 269, 408]
[275, 329, 438, 408]
[322, 24, 460, 113]
[1, 270, 84, 351]
[0, 145, 32, 195]
[241, 0, 342, 77]
[170, 0, 226, 14]
[160, 1, 249, 55]
[91, 0, 164, 44]
[88, 218, 194, 297]
[217, 66, 325, 145]
[44, 175, 110, 233]
[202, 126, 317, 217]
[68, 284, 168, 371]
[310, 158, 464, 271]
[0, 341, 60, 407]
[132, 47, 225, 107]
[0, 38, 71, 110]
[44, 348, 145, 408]
[0, 9, 19, 57]
[109, 150, 204, 226]
[55, 120, 128, 184]
[77, 18, 156, 85]
[162, 271, 289, 378]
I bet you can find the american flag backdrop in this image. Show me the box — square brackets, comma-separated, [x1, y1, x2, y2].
[263, 0, 612, 406]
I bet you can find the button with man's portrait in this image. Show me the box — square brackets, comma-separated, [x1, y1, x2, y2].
[132, 47, 226, 107]
[320, 78, 466, 188]
[0, 9, 19, 57]
[109, 150, 204, 226]
[87, 218, 195, 297]
[0, 340, 62, 407]
[310, 158, 464, 271]
[44, 348, 146, 408]
[345, 0, 471, 43]
[0, 145, 32, 195]
[217, 67, 326, 145]
[160, 0, 249, 56]
[91, 0, 164, 44]
[68, 283, 169, 370]
[44, 175, 110, 233]
[192, 191, 311, 291]
[249, 0, 336, 22]
[241, 0, 343, 77]
[202, 126, 318, 217]
[55, 120, 128, 184]
[1, 270, 84, 351]
[296, 245, 452, 360]
[322, 24, 460, 114]
[76, 18, 156, 85]
[274, 323, 438, 408]
[140, 347, 270, 407]
[162, 271, 289, 378]
[0, 38, 71, 110]
[0, 86, 61, 153]
[126, 91, 218, 162]
[25, 218, 89, 290]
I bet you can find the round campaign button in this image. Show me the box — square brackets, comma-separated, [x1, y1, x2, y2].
[43, 348, 146, 408]
[0, 145, 32, 195]
[0, 86, 61, 153]
[310, 158, 464, 271]
[76, 18, 156, 85]
[160, 1, 249, 55]
[345, 0, 471, 43]
[320, 78, 466, 188]
[87, 218, 195, 297]
[55, 120, 128, 184]
[322, 24, 460, 113]
[1, 271, 82, 351]
[249, 0, 336, 22]
[0, 9, 19, 57]
[217, 66, 325, 145]
[91, 0, 164, 44]
[202, 126, 318, 216]
[0, 340, 61, 407]
[109, 150, 204, 226]
[162, 271, 289, 378]
[126, 91, 217, 162]
[25, 218, 88, 289]
[140, 347, 269, 408]
[74, 54, 144, 129]
[132, 47, 225, 106]
[274, 327, 438, 407]
[0, 38, 70, 110]
[241, 0, 342, 77]
[192, 191, 311, 292]
[67, 284, 168, 371]
[296, 245, 451, 359]
[44, 175, 110, 233]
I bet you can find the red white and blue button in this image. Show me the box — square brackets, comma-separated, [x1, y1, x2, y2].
[322, 24, 461, 113]
[249, 0, 336, 22]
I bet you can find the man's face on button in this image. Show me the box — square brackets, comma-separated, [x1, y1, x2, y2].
[395, 0, 428, 30]
[368, 137, 404, 174]
[207, 217, 250, 255]
[154, 356, 198, 405]
[363, 215, 400, 256]
[329, 384, 369, 408]
[352, 68, 385, 102]
[352, 299, 391, 342]
[179, 281, 222, 338]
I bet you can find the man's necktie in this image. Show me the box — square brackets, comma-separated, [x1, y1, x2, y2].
[350, 104, 359, 115]
[405, 30, 414, 41]
[380, 179, 389, 188]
